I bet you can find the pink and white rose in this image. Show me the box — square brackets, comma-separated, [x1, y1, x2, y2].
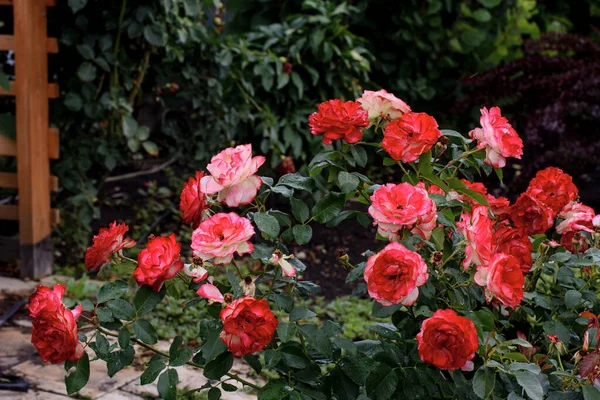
[457, 205, 494, 286]
[200, 144, 266, 207]
[191, 213, 255, 265]
[357, 89, 411, 123]
[469, 107, 523, 168]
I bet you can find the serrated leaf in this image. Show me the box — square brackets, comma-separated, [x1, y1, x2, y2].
[65, 352, 90, 395]
[204, 352, 233, 380]
[77, 62, 96, 82]
[157, 369, 178, 400]
[244, 353, 262, 374]
[133, 319, 158, 344]
[134, 285, 165, 315]
[365, 363, 398, 400]
[277, 322, 297, 342]
[107, 298, 135, 320]
[293, 224, 312, 245]
[290, 306, 316, 322]
[473, 366, 495, 399]
[290, 197, 309, 223]
[514, 370, 544, 400]
[140, 355, 167, 385]
[254, 212, 280, 239]
[97, 280, 129, 303]
[311, 193, 345, 224]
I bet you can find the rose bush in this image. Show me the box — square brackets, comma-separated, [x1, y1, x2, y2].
[32, 89, 600, 400]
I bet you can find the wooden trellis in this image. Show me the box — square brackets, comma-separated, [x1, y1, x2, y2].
[0, 0, 59, 278]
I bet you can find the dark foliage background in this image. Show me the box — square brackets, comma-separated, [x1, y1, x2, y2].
[0, 0, 599, 267]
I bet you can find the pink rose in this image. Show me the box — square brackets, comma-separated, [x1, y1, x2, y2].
[556, 202, 595, 234]
[469, 107, 523, 168]
[357, 89, 411, 123]
[196, 284, 224, 304]
[368, 183, 437, 241]
[457, 205, 494, 286]
[191, 213, 255, 264]
[364, 242, 428, 306]
[200, 144, 266, 207]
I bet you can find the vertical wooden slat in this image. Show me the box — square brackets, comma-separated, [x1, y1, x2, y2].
[14, 0, 53, 278]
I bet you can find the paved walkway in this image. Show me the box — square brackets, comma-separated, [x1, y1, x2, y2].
[0, 276, 261, 399]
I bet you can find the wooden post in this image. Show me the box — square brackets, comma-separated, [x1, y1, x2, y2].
[13, 0, 53, 278]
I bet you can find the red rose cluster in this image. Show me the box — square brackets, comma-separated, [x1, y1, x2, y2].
[29, 284, 84, 364]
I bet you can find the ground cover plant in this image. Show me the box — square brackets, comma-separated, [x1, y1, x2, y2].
[28, 89, 600, 399]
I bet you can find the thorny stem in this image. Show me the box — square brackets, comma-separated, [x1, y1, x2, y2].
[94, 324, 262, 391]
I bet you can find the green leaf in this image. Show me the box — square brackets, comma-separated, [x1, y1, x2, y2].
[277, 72, 290, 89]
[277, 322, 297, 342]
[473, 366, 495, 399]
[222, 382, 237, 392]
[290, 197, 309, 223]
[143, 24, 167, 46]
[494, 167, 503, 182]
[107, 347, 135, 377]
[278, 174, 314, 191]
[258, 381, 294, 400]
[564, 290, 582, 309]
[291, 72, 303, 98]
[543, 320, 571, 345]
[338, 171, 360, 193]
[583, 386, 600, 400]
[204, 352, 234, 380]
[77, 62, 97, 82]
[292, 225, 312, 245]
[208, 387, 222, 400]
[68, 0, 87, 13]
[133, 320, 158, 344]
[279, 343, 310, 369]
[244, 354, 262, 374]
[169, 336, 193, 367]
[478, 0, 501, 8]
[64, 93, 83, 111]
[157, 369, 178, 400]
[97, 280, 129, 303]
[290, 306, 316, 322]
[350, 145, 368, 167]
[118, 327, 130, 349]
[472, 9, 491, 22]
[254, 212, 280, 239]
[94, 332, 110, 359]
[311, 193, 345, 224]
[365, 363, 398, 400]
[0, 72, 9, 91]
[140, 355, 166, 385]
[514, 370, 544, 400]
[142, 140, 159, 156]
[65, 352, 90, 395]
[107, 299, 135, 320]
[76, 44, 94, 59]
[201, 330, 227, 362]
[372, 302, 402, 318]
[134, 285, 166, 315]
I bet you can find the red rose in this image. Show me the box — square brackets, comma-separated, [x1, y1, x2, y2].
[527, 167, 578, 216]
[364, 242, 429, 306]
[510, 192, 554, 235]
[180, 171, 210, 229]
[84, 221, 136, 272]
[133, 234, 184, 291]
[29, 285, 84, 364]
[417, 309, 479, 371]
[220, 297, 278, 357]
[486, 254, 525, 308]
[382, 112, 442, 163]
[493, 223, 533, 274]
[308, 99, 369, 145]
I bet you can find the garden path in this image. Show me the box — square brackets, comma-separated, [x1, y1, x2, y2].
[0, 276, 261, 399]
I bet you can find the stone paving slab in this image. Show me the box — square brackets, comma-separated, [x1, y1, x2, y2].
[96, 390, 147, 399]
[0, 390, 71, 399]
[0, 277, 37, 298]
